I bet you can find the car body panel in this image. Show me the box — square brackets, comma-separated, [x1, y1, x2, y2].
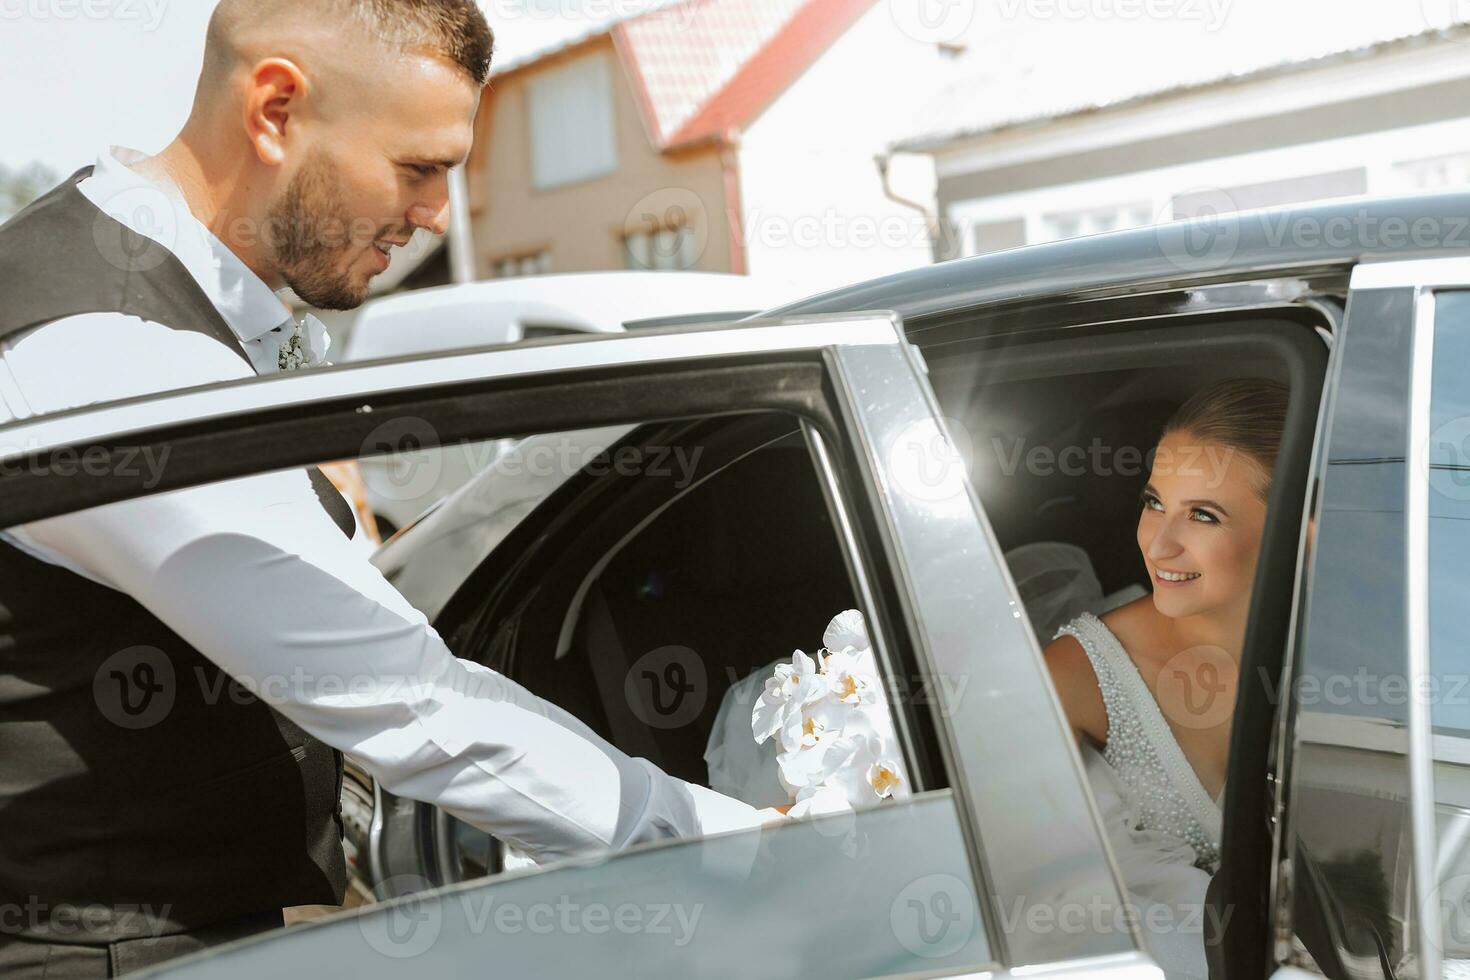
[0, 313, 1134, 975]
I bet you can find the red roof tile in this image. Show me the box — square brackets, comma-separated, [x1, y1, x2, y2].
[613, 0, 878, 150]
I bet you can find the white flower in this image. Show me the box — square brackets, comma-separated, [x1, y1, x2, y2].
[752, 649, 826, 754]
[753, 609, 910, 817]
[786, 782, 852, 819]
[822, 608, 870, 654]
[868, 758, 906, 799]
[276, 314, 332, 372]
[820, 648, 879, 707]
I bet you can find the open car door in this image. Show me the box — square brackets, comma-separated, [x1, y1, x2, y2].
[0, 315, 1147, 978]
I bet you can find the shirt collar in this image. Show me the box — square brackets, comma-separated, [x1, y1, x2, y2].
[77, 146, 295, 344]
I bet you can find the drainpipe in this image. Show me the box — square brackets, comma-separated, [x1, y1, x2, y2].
[446, 164, 477, 284]
[718, 129, 748, 275]
[875, 150, 946, 261]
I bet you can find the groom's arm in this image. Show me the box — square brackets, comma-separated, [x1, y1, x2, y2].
[1, 312, 772, 864]
[16, 460, 771, 862]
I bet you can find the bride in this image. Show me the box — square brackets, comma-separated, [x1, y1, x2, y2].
[1043, 377, 1289, 980]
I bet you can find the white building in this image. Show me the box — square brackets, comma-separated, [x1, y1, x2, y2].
[891, 5, 1470, 259]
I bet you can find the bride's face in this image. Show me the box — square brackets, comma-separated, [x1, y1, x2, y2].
[1136, 432, 1270, 620]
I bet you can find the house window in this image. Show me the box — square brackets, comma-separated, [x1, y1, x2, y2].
[491, 250, 553, 278]
[1170, 169, 1366, 218]
[622, 222, 698, 271]
[1392, 152, 1470, 192]
[526, 53, 618, 190]
[970, 218, 1027, 255]
[1038, 203, 1153, 243]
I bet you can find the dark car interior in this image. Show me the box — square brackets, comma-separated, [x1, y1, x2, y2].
[511, 422, 857, 784]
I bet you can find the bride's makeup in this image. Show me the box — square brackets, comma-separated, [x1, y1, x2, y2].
[1136, 434, 1267, 618]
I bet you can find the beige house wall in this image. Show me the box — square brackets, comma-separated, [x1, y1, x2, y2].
[467, 37, 734, 277]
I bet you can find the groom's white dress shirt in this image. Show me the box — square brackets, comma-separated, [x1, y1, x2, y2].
[0, 147, 765, 863]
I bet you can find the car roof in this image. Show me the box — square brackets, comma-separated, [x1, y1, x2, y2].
[762, 192, 1470, 322]
[345, 271, 807, 361]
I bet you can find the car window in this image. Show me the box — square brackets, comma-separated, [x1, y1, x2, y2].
[421, 416, 882, 876]
[1424, 290, 1470, 966]
[1283, 287, 1416, 975]
[919, 318, 1304, 637]
[508, 424, 860, 786]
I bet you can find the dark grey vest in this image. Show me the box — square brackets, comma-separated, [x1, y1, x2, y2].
[0, 169, 351, 941]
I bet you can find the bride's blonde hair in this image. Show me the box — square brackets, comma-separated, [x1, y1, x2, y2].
[1161, 378, 1289, 500]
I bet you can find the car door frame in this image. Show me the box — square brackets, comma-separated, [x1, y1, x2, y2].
[0, 313, 1144, 973]
[1269, 256, 1470, 980]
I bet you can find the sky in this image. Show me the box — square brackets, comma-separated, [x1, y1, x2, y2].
[0, 0, 681, 173]
[0, 0, 1456, 175]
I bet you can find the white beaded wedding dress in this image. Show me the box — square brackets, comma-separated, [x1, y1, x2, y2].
[1055, 611, 1223, 980]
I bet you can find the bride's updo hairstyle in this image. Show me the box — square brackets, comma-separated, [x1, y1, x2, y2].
[1158, 378, 1290, 500]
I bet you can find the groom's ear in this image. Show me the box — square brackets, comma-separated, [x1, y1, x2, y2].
[244, 58, 308, 168]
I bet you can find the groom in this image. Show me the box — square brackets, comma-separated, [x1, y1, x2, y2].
[0, 2, 770, 976]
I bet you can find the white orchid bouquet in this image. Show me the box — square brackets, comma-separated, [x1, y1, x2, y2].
[751, 609, 909, 818]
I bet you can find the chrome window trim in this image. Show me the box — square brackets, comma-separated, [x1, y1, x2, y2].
[828, 342, 1135, 967]
[800, 421, 925, 786]
[1352, 257, 1470, 291]
[1406, 286, 1443, 979]
[0, 315, 901, 463]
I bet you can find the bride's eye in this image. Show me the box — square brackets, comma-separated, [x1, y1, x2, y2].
[1191, 508, 1220, 524]
[1140, 491, 1163, 513]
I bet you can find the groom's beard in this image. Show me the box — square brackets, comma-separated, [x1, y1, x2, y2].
[268, 153, 377, 312]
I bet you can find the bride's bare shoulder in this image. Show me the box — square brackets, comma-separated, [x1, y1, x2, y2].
[1041, 627, 1107, 744]
[1099, 595, 1158, 648]
[1100, 595, 1173, 671]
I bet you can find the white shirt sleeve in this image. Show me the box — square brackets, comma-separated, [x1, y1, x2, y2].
[3, 313, 772, 864]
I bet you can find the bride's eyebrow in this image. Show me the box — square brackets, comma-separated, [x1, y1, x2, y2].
[1140, 485, 1231, 517]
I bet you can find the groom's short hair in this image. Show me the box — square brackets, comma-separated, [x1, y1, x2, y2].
[204, 0, 495, 88]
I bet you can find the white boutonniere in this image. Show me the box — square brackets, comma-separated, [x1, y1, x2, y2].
[277, 314, 331, 372]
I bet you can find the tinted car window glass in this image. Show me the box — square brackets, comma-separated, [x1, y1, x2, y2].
[1285, 288, 1416, 973]
[1425, 290, 1470, 963]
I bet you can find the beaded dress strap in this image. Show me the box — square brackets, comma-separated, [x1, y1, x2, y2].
[1056, 612, 1222, 870]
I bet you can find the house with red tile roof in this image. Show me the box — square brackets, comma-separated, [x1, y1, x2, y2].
[464, 0, 955, 293]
